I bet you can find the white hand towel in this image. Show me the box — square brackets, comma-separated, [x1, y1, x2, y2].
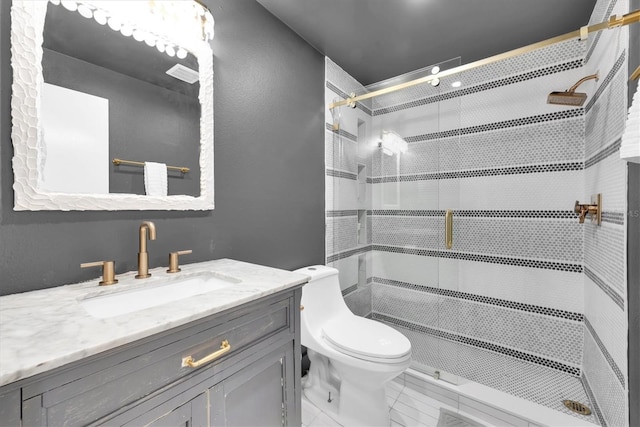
[144, 162, 168, 196]
[620, 83, 640, 163]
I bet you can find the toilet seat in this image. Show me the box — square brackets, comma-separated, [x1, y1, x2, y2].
[322, 316, 411, 363]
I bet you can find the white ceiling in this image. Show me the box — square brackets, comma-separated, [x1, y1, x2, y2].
[256, 0, 597, 85]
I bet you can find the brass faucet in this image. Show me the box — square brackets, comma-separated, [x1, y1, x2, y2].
[136, 221, 157, 279]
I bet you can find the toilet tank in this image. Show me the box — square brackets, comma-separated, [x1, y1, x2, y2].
[295, 266, 352, 341]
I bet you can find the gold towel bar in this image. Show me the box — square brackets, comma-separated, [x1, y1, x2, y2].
[112, 158, 190, 174]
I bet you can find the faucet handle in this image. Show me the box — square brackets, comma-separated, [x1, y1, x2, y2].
[81, 260, 118, 286]
[167, 250, 192, 273]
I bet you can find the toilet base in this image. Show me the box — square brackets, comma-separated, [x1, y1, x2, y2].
[303, 377, 391, 427]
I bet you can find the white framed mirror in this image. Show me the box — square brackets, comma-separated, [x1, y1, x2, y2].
[10, 0, 214, 210]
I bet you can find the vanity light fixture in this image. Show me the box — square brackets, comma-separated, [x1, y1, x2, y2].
[379, 130, 408, 156]
[47, 0, 215, 59]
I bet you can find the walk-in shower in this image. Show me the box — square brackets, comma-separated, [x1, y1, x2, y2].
[324, 2, 634, 426]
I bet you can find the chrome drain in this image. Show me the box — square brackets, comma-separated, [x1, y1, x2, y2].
[563, 400, 592, 415]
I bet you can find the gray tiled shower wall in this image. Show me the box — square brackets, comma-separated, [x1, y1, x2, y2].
[324, 0, 629, 424]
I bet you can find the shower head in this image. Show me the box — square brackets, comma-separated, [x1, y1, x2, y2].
[547, 91, 588, 106]
[547, 73, 598, 107]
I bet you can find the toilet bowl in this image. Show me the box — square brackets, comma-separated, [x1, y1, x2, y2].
[295, 265, 411, 426]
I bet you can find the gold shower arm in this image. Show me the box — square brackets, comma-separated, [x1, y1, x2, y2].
[568, 73, 599, 92]
[329, 9, 640, 110]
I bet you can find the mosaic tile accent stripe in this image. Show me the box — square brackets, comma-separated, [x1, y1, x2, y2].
[369, 162, 584, 182]
[325, 122, 358, 141]
[405, 110, 584, 142]
[583, 328, 627, 427]
[584, 266, 624, 310]
[436, 118, 585, 173]
[374, 282, 583, 365]
[341, 284, 358, 296]
[372, 313, 581, 376]
[585, 0, 618, 65]
[373, 276, 583, 321]
[325, 168, 357, 180]
[585, 68, 627, 158]
[326, 216, 358, 255]
[584, 223, 625, 294]
[601, 211, 624, 225]
[584, 317, 625, 387]
[372, 245, 583, 273]
[372, 216, 582, 262]
[326, 210, 359, 217]
[585, 138, 621, 169]
[326, 245, 371, 263]
[585, 52, 626, 113]
[326, 81, 373, 116]
[582, 373, 607, 427]
[369, 210, 577, 219]
[369, 209, 444, 216]
[373, 60, 584, 115]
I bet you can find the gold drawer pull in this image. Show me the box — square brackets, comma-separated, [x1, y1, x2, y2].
[445, 209, 453, 250]
[182, 340, 231, 368]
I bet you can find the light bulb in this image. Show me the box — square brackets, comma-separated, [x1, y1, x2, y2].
[176, 48, 187, 59]
[49, 0, 61, 5]
[77, 4, 92, 19]
[61, 1, 78, 12]
[156, 42, 166, 53]
[431, 66, 440, 74]
[93, 9, 107, 25]
[120, 24, 133, 37]
[451, 81, 462, 88]
[107, 16, 122, 31]
[133, 29, 146, 42]
[144, 34, 156, 47]
[431, 78, 440, 87]
[166, 46, 176, 57]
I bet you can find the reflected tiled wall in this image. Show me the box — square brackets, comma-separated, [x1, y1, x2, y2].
[324, 0, 629, 422]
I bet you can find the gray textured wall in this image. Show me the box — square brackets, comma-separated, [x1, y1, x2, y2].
[0, 0, 325, 295]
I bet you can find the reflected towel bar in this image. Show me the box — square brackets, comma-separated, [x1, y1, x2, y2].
[112, 158, 190, 174]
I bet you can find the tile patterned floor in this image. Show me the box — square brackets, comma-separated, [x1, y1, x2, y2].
[302, 380, 489, 427]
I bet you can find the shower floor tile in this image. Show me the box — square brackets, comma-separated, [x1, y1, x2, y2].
[382, 322, 599, 425]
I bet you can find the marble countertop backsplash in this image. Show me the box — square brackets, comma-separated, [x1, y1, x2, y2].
[0, 259, 309, 387]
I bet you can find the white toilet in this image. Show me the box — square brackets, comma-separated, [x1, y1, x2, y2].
[295, 265, 411, 427]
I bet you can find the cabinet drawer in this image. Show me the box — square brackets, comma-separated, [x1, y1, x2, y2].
[22, 293, 294, 427]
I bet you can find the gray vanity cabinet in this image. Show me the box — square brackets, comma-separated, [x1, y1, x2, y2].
[1, 287, 302, 427]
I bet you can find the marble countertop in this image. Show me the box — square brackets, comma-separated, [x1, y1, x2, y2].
[0, 259, 309, 387]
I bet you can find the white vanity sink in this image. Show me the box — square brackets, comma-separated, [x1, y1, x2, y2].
[80, 273, 240, 319]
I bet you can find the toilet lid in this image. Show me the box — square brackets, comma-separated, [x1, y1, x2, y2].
[322, 316, 411, 361]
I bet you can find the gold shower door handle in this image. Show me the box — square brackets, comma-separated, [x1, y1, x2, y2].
[445, 210, 453, 249]
[182, 340, 231, 368]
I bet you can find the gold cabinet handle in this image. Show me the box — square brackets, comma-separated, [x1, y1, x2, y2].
[182, 340, 231, 368]
[445, 210, 453, 250]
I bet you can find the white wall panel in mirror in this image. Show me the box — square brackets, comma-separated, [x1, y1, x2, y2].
[41, 83, 109, 194]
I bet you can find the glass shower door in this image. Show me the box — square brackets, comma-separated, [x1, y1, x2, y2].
[366, 57, 462, 385]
